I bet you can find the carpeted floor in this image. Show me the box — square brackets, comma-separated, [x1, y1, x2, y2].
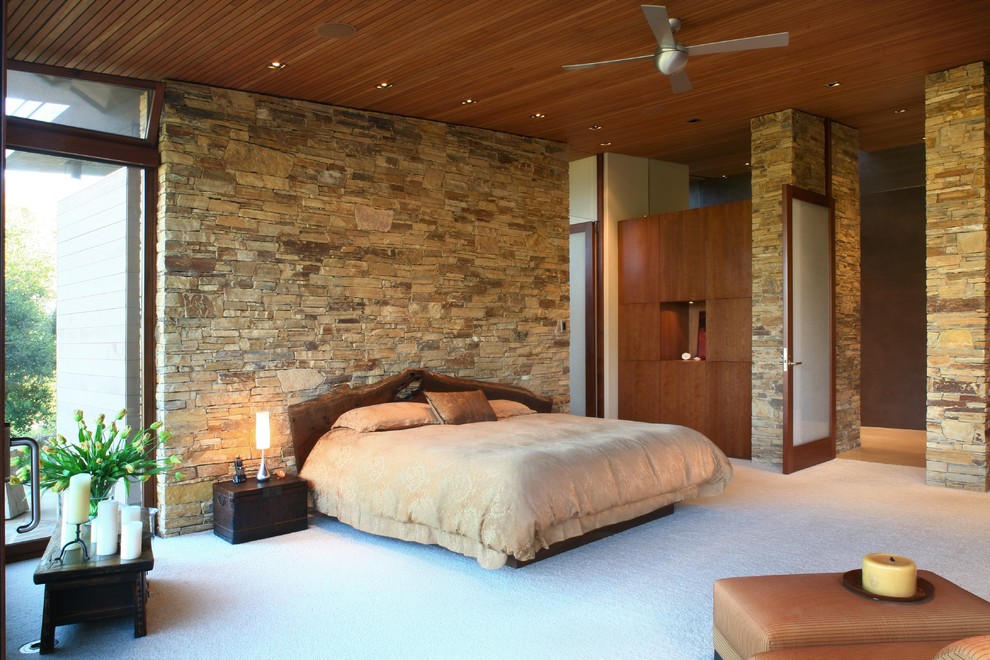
[6, 458, 990, 659]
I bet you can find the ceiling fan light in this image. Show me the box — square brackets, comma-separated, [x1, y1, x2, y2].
[657, 49, 688, 76]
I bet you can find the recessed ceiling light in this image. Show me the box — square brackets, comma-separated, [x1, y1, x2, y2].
[721, 175, 728, 179]
[599, 142, 612, 147]
[744, 162, 751, 166]
[376, 82, 393, 89]
[589, 125, 602, 131]
[267, 61, 286, 70]
[461, 99, 478, 105]
[893, 108, 907, 114]
[315, 23, 357, 39]
[531, 112, 546, 119]
[825, 81, 841, 88]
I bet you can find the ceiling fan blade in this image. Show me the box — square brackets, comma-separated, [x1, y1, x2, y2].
[562, 54, 654, 70]
[687, 32, 789, 56]
[641, 5, 676, 49]
[668, 70, 692, 94]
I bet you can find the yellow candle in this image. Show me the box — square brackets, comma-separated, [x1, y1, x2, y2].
[64, 473, 92, 525]
[862, 553, 917, 598]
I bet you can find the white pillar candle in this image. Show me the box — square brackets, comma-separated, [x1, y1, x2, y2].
[120, 505, 141, 525]
[63, 473, 92, 524]
[862, 553, 917, 598]
[120, 520, 143, 560]
[96, 500, 119, 556]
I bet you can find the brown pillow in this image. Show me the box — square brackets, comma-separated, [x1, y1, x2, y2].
[424, 390, 497, 425]
[332, 402, 440, 432]
[489, 399, 537, 419]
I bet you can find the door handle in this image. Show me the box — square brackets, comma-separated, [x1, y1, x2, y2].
[782, 349, 802, 372]
[8, 435, 42, 533]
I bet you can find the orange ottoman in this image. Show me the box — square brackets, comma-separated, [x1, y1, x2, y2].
[713, 571, 990, 660]
[751, 641, 957, 660]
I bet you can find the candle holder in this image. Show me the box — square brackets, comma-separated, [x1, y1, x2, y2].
[148, 507, 159, 539]
[53, 522, 91, 563]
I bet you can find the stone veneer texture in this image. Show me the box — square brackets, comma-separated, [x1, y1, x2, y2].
[156, 82, 570, 534]
[924, 61, 990, 491]
[750, 109, 861, 466]
[830, 121, 862, 456]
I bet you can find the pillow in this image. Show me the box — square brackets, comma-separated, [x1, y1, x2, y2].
[490, 399, 537, 419]
[332, 402, 440, 433]
[424, 390, 497, 425]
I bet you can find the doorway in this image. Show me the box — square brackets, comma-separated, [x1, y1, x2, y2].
[4, 152, 147, 556]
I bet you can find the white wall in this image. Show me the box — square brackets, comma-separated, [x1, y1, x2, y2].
[56, 167, 143, 435]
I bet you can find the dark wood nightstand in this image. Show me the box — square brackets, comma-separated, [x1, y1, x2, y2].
[212, 476, 308, 544]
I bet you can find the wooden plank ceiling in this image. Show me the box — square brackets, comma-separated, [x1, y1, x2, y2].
[7, 0, 990, 178]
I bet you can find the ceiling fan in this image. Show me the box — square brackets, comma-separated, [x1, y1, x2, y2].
[562, 5, 789, 93]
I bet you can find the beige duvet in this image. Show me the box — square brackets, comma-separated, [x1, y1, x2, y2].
[299, 413, 732, 569]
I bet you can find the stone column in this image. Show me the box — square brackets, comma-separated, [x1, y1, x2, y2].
[831, 122, 862, 456]
[750, 109, 861, 467]
[924, 61, 990, 491]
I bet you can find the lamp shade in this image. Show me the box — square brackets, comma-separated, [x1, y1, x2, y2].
[255, 411, 271, 450]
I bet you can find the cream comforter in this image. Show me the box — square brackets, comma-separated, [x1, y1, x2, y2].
[299, 413, 732, 569]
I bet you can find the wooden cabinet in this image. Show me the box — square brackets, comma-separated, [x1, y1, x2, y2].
[706, 202, 752, 299]
[617, 360, 660, 423]
[617, 200, 752, 458]
[707, 297, 751, 362]
[658, 212, 706, 301]
[658, 361, 707, 433]
[706, 361, 752, 459]
[213, 476, 308, 544]
[618, 216, 661, 304]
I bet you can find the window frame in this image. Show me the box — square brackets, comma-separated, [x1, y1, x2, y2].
[5, 60, 163, 167]
[3, 61, 163, 511]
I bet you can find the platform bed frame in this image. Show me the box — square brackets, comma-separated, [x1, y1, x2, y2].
[287, 368, 676, 567]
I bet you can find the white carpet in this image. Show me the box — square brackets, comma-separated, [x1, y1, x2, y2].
[6, 458, 990, 659]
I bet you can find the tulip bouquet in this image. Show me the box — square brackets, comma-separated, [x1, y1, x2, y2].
[9, 409, 183, 515]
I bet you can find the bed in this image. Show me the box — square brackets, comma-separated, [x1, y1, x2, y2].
[290, 369, 732, 569]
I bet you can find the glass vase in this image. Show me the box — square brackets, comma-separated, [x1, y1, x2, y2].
[88, 478, 117, 518]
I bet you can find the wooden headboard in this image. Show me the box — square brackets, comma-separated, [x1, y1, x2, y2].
[287, 368, 554, 470]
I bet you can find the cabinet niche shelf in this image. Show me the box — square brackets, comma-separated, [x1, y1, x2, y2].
[617, 200, 752, 459]
[659, 301, 706, 360]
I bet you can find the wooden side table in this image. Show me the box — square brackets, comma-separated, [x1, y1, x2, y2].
[213, 475, 308, 544]
[33, 510, 154, 654]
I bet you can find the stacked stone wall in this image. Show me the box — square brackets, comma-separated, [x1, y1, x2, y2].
[156, 82, 570, 534]
[831, 122, 862, 455]
[924, 61, 990, 491]
[750, 109, 860, 466]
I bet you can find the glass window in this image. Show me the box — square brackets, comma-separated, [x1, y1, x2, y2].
[6, 68, 155, 140]
[5, 151, 146, 546]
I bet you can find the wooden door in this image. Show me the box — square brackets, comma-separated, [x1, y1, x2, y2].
[782, 185, 836, 473]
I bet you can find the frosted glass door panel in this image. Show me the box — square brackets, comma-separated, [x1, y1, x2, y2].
[791, 198, 830, 446]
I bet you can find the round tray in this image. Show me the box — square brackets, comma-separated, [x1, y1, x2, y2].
[842, 569, 934, 603]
